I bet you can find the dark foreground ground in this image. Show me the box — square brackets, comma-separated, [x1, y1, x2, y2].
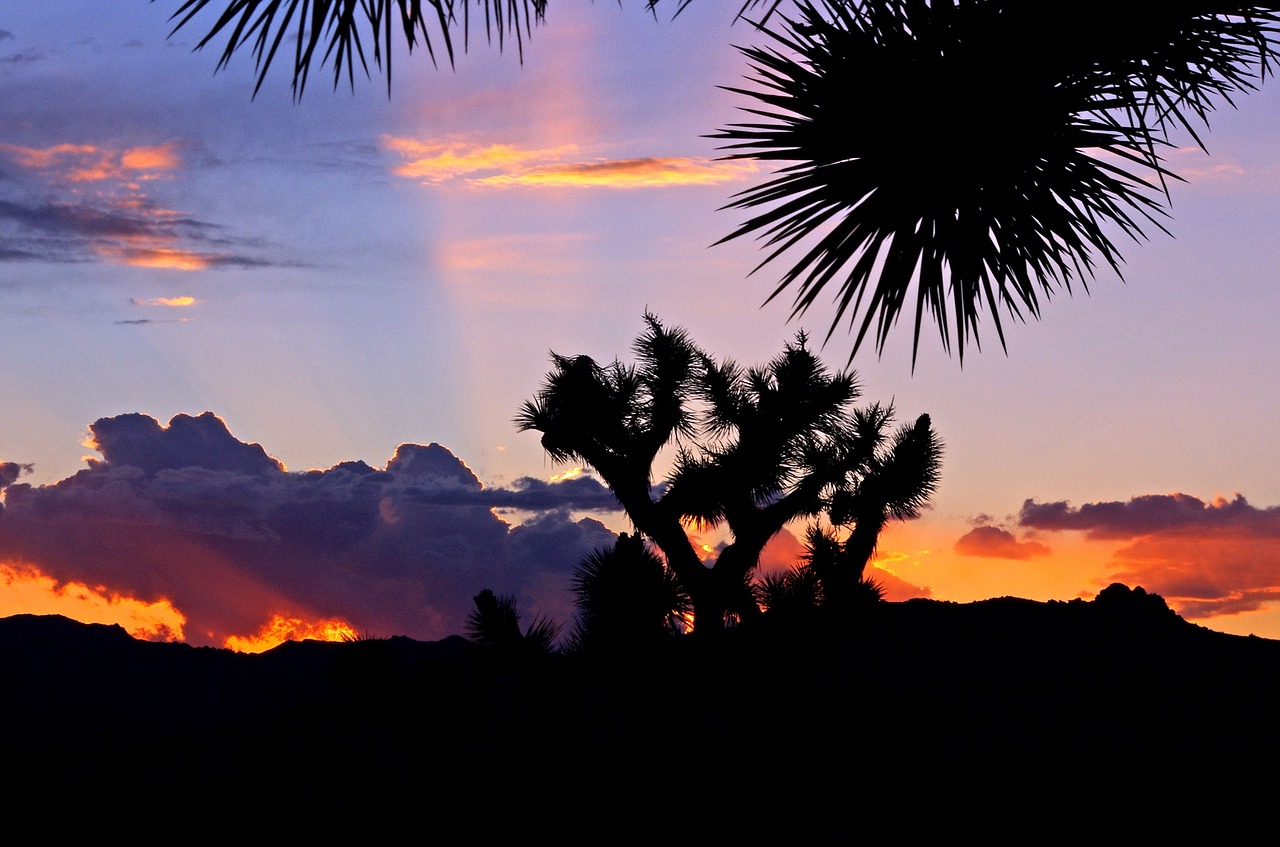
[3, 583, 1277, 825]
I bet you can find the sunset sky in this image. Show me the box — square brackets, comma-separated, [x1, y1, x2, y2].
[4, 2, 1280, 650]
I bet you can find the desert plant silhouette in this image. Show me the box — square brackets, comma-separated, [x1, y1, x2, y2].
[716, 1, 1280, 364]
[516, 312, 941, 636]
[466, 588, 561, 657]
[757, 523, 886, 627]
[566, 532, 692, 654]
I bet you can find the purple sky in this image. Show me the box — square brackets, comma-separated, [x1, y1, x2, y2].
[4, 3, 1280, 645]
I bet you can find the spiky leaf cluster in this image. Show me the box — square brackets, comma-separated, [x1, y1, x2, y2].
[716, 0, 1280, 363]
[567, 533, 691, 652]
[162, 0, 551, 98]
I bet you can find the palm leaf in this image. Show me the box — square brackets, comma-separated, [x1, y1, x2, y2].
[161, 0, 549, 98]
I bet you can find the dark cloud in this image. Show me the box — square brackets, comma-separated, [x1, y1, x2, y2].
[0, 195, 280, 268]
[1019, 493, 1280, 539]
[0, 413, 620, 647]
[0, 462, 33, 488]
[482, 475, 618, 511]
[0, 247, 43, 261]
[0, 146, 289, 268]
[954, 525, 1051, 560]
[0, 50, 40, 64]
[88, 412, 284, 476]
[0, 197, 156, 238]
[0, 30, 14, 41]
[1019, 492, 1280, 624]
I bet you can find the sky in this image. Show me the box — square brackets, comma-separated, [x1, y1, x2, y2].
[3, 2, 1280, 650]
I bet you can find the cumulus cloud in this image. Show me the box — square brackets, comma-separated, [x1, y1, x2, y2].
[1019, 492, 1280, 621]
[0, 412, 621, 647]
[954, 525, 1051, 560]
[0, 462, 32, 489]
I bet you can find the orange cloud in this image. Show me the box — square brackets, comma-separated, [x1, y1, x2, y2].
[473, 157, 758, 189]
[1019, 491, 1280, 626]
[381, 135, 756, 188]
[0, 141, 181, 182]
[382, 137, 579, 182]
[223, 613, 358, 653]
[0, 142, 98, 169]
[757, 525, 805, 574]
[132, 295, 198, 307]
[954, 525, 1051, 560]
[867, 563, 933, 602]
[97, 244, 212, 271]
[121, 145, 182, 172]
[0, 560, 186, 642]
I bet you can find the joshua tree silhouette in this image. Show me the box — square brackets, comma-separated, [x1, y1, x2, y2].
[516, 312, 941, 635]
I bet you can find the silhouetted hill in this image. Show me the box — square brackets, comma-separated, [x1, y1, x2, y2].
[4, 584, 1276, 821]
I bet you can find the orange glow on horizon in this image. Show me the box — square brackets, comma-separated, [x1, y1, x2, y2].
[0, 561, 186, 642]
[224, 614, 359, 654]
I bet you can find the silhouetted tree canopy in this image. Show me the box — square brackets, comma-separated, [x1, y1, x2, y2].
[516, 312, 941, 635]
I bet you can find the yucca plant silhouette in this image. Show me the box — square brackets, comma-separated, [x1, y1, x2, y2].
[716, 1, 1280, 364]
[567, 532, 691, 653]
[466, 588, 561, 657]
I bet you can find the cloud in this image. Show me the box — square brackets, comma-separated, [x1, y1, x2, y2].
[85, 411, 285, 475]
[0, 412, 621, 648]
[472, 157, 758, 189]
[0, 50, 42, 65]
[1019, 492, 1280, 622]
[868, 565, 932, 602]
[131, 296, 197, 307]
[1018, 493, 1278, 539]
[133, 300, 198, 310]
[382, 136, 756, 189]
[0, 142, 278, 269]
[0, 142, 181, 183]
[382, 138, 580, 182]
[954, 525, 1051, 560]
[0, 462, 32, 489]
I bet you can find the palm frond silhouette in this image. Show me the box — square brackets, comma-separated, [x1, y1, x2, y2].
[715, 0, 1280, 364]
[161, 0, 550, 98]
